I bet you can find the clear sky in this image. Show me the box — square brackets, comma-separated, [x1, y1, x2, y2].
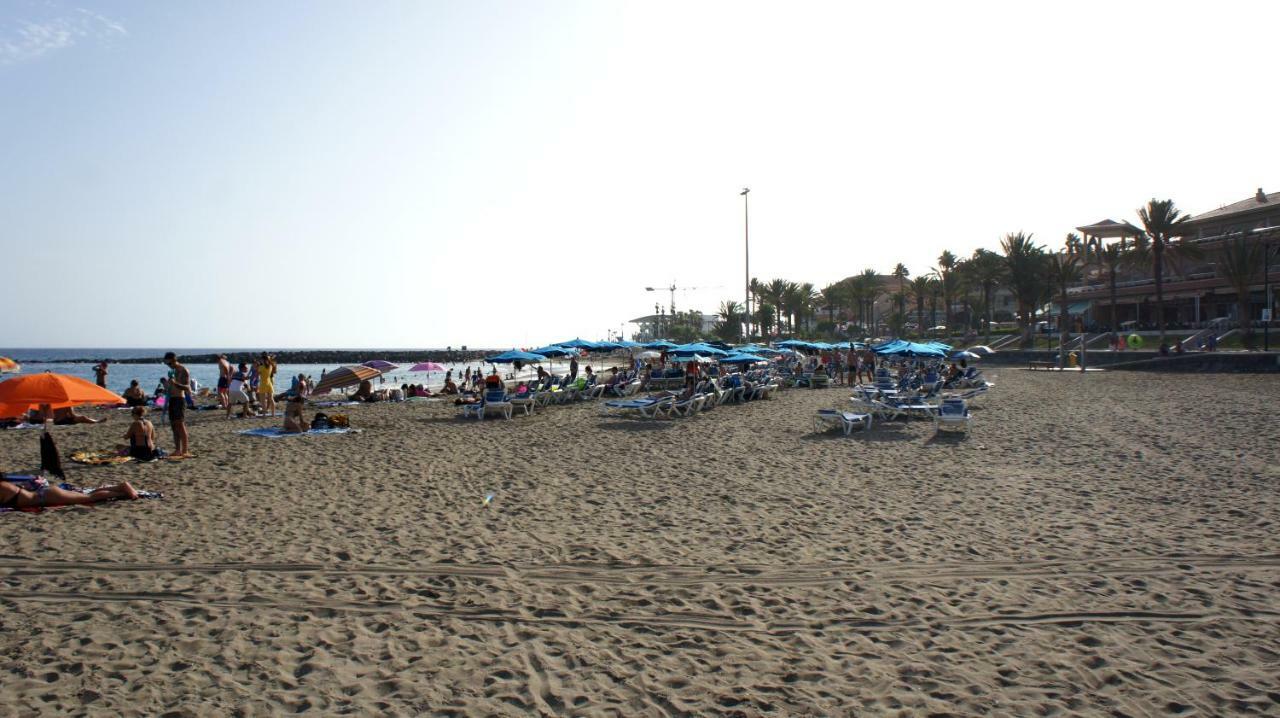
[3, 1, 1277, 348]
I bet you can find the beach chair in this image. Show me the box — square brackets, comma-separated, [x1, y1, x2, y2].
[934, 398, 971, 434]
[601, 396, 672, 419]
[811, 372, 830, 389]
[509, 392, 536, 415]
[814, 409, 873, 435]
[662, 394, 705, 418]
[480, 389, 514, 420]
[852, 396, 904, 422]
[459, 402, 484, 419]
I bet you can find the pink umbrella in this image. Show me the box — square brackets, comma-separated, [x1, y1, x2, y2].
[362, 360, 399, 371]
[409, 362, 446, 373]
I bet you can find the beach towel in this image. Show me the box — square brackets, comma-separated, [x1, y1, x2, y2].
[312, 400, 359, 408]
[239, 427, 356, 438]
[0, 475, 163, 513]
[70, 450, 133, 465]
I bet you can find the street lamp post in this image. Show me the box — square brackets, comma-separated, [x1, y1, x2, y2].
[741, 187, 750, 341]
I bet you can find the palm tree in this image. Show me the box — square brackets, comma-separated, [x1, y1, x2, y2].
[969, 249, 1005, 341]
[935, 250, 957, 331]
[1000, 232, 1046, 347]
[765, 278, 787, 334]
[1093, 243, 1129, 333]
[1048, 251, 1083, 360]
[908, 275, 931, 336]
[926, 275, 941, 330]
[714, 300, 744, 342]
[1136, 198, 1189, 342]
[819, 283, 842, 327]
[1214, 233, 1264, 347]
[891, 263, 910, 317]
[857, 269, 880, 334]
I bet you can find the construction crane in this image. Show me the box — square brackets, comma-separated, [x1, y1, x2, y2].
[644, 281, 723, 317]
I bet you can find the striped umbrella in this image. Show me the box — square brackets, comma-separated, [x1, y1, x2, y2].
[0, 357, 19, 374]
[310, 365, 382, 395]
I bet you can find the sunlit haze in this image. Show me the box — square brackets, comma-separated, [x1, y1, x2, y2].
[3, 0, 1277, 348]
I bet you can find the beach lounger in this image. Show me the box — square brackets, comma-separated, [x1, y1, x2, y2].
[481, 389, 514, 420]
[934, 398, 971, 434]
[601, 396, 672, 418]
[852, 397, 904, 422]
[662, 394, 705, 418]
[814, 409, 873, 435]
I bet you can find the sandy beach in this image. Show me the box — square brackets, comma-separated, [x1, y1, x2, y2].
[2, 369, 1278, 715]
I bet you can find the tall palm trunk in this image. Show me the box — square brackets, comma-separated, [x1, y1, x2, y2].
[1153, 241, 1165, 339]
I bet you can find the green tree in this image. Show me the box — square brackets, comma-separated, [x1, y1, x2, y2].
[1136, 198, 1189, 341]
[714, 300, 744, 342]
[969, 249, 1005, 341]
[908, 275, 932, 336]
[1213, 233, 1264, 347]
[1048, 250, 1083, 361]
[1092, 242, 1131, 333]
[891, 263, 910, 318]
[1000, 232, 1046, 347]
[935, 250, 958, 330]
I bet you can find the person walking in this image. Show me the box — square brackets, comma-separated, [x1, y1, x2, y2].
[162, 352, 191, 458]
[216, 354, 232, 409]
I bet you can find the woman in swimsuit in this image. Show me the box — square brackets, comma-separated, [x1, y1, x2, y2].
[122, 406, 161, 461]
[0, 477, 138, 509]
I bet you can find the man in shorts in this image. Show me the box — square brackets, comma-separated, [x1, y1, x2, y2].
[216, 354, 232, 409]
[162, 352, 191, 458]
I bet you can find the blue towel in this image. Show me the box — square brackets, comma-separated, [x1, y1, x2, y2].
[240, 427, 353, 438]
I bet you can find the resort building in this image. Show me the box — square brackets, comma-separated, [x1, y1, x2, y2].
[1069, 188, 1280, 330]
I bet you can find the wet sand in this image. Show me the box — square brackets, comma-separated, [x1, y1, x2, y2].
[1, 370, 1278, 715]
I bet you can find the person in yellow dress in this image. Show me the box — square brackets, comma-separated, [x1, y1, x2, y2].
[256, 353, 278, 417]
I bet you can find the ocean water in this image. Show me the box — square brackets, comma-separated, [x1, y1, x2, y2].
[0, 349, 567, 395]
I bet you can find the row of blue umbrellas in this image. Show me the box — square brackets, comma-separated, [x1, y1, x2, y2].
[487, 336, 966, 365]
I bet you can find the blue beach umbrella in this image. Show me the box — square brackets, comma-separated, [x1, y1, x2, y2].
[642, 340, 677, 350]
[669, 342, 729, 357]
[529, 345, 578, 358]
[485, 350, 546, 364]
[720, 353, 767, 365]
[556, 338, 599, 350]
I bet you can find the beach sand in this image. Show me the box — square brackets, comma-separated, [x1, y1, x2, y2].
[2, 370, 1278, 715]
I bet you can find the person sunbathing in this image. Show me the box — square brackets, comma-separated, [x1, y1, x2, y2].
[351, 379, 374, 401]
[28, 404, 99, 426]
[121, 406, 162, 461]
[283, 395, 307, 433]
[123, 380, 147, 407]
[0, 477, 138, 509]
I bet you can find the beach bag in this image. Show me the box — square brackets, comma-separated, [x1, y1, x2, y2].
[329, 414, 349, 428]
[310, 413, 330, 430]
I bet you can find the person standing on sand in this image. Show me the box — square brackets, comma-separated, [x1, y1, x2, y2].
[569, 355, 579, 382]
[93, 361, 109, 388]
[162, 352, 191, 458]
[216, 354, 232, 409]
[256, 353, 277, 417]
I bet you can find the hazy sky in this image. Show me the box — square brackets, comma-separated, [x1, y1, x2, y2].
[3, 1, 1277, 348]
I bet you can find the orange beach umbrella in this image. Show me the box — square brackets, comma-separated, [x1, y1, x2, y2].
[0, 372, 125, 419]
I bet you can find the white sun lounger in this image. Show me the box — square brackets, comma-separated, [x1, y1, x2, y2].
[814, 409, 873, 435]
[934, 398, 970, 434]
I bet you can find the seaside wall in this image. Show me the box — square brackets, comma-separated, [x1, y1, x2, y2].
[69, 350, 503, 366]
[983, 350, 1280, 373]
